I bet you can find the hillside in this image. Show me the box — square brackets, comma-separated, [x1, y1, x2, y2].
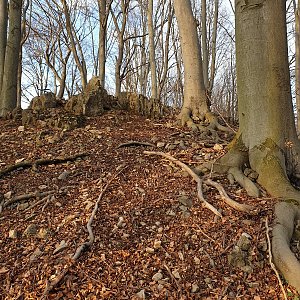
[0, 110, 295, 299]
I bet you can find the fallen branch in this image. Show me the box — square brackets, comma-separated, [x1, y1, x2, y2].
[163, 264, 182, 292]
[144, 151, 222, 218]
[42, 166, 126, 298]
[0, 152, 88, 178]
[116, 141, 156, 149]
[265, 217, 287, 300]
[23, 194, 52, 212]
[204, 178, 254, 213]
[4, 190, 56, 207]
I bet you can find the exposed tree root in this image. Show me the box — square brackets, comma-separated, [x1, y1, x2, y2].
[0, 152, 89, 178]
[42, 167, 125, 298]
[116, 141, 156, 149]
[265, 216, 288, 300]
[214, 138, 300, 293]
[3, 190, 56, 207]
[228, 167, 260, 197]
[205, 178, 254, 213]
[144, 151, 254, 215]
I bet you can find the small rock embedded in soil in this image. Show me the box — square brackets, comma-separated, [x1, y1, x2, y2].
[152, 271, 163, 281]
[30, 248, 43, 262]
[23, 224, 38, 236]
[53, 240, 68, 254]
[136, 289, 146, 299]
[9, 229, 19, 239]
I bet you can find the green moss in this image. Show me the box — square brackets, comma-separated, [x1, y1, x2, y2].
[284, 199, 300, 206]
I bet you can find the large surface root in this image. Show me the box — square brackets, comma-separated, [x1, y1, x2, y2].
[272, 202, 300, 292]
[217, 138, 300, 293]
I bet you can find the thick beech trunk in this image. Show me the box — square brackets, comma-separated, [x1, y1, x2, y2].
[216, 0, 300, 291]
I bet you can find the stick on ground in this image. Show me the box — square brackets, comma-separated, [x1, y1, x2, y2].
[144, 151, 222, 218]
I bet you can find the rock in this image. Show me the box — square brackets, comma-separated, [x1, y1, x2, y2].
[18, 126, 25, 132]
[204, 153, 211, 160]
[213, 144, 223, 151]
[172, 269, 181, 279]
[146, 247, 155, 254]
[4, 191, 12, 199]
[237, 233, 252, 251]
[178, 195, 193, 208]
[30, 248, 43, 262]
[153, 240, 161, 249]
[23, 224, 38, 236]
[152, 271, 163, 281]
[194, 256, 200, 265]
[37, 228, 51, 239]
[58, 170, 71, 180]
[167, 144, 176, 150]
[191, 283, 199, 293]
[53, 240, 68, 254]
[157, 227, 163, 233]
[65, 77, 105, 116]
[18, 202, 29, 210]
[179, 205, 188, 212]
[30, 92, 57, 111]
[9, 229, 19, 239]
[157, 142, 165, 148]
[136, 289, 146, 299]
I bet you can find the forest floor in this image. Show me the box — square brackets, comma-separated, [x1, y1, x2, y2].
[0, 109, 299, 300]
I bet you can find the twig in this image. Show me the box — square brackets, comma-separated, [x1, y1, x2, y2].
[265, 217, 288, 300]
[4, 190, 56, 207]
[24, 194, 51, 212]
[205, 178, 254, 213]
[163, 264, 182, 292]
[116, 141, 156, 149]
[144, 151, 222, 218]
[195, 225, 216, 242]
[0, 152, 88, 178]
[42, 166, 126, 298]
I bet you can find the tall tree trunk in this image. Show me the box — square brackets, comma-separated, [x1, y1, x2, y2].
[147, 0, 158, 99]
[173, 0, 208, 130]
[61, 0, 87, 89]
[216, 0, 300, 292]
[295, 0, 300, 133]
[201, 0, 209, 89]
[0, 0, 8, 98]
[98, 0, 112, 88]
[0, 0, 22, 116]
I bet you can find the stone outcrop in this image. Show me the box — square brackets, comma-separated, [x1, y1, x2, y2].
[118, 92, 162, 118]
[65, 77, 114, 116]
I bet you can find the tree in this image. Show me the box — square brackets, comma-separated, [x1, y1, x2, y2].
[215, 0, 300, 291]
[0, 0, 8, 97]
[98, 0, 113, 88]
[147, 0, 157, 99]
[0, 0, 22, 116]
[173, 0, 208, 130]
[173, 0, 227, 132]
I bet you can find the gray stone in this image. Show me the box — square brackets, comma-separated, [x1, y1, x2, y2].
[58, 170, 71, 180]
[24, 224, 38, 236]
[152, 271, 163, 281]
[136, 289, 146, 299]
[18, 202, 29, 210]
[30, 248, 43, 262]
[53, 240, 68, 254]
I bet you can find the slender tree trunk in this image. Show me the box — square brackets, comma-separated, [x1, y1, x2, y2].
[98, 0, 112, 88]
[173, 0, 208, 129]
[208, 0, 219, 93]
[61, 0, 87, 89]
[147, 0, 158, 99]
[0, 0, 22, 116]
[0, 0, 8, 98]
[201, 0, 209, 89]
